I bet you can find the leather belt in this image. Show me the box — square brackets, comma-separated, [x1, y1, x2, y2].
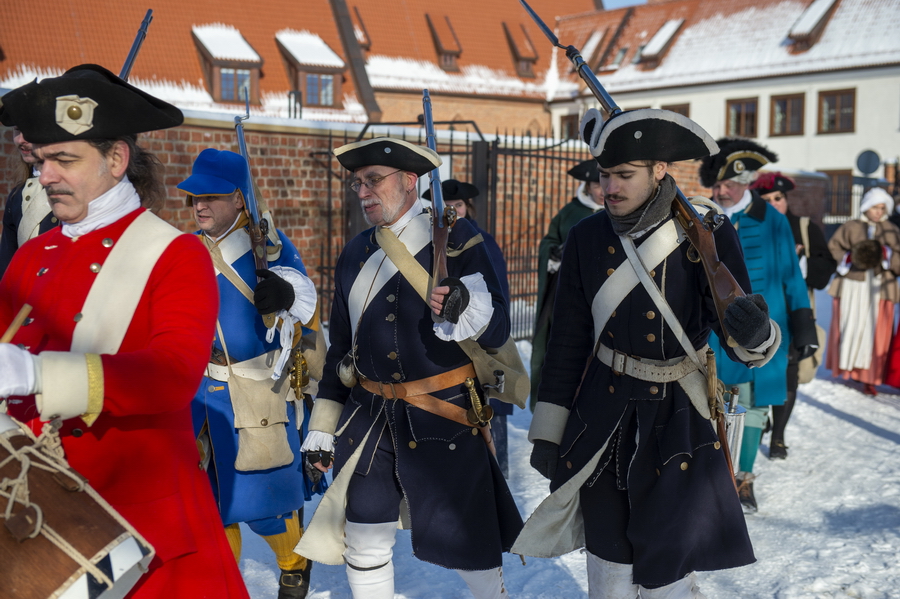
[206, 349, 281, 382]
[596, 343, 701, 383]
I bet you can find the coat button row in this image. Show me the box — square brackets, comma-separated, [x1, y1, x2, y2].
[388, 352, 397, 360]
[646, 334, 656, 342]
[645, 311, 656, 320]
[102, 238, 114, 248]
[90, 263, 101, 273]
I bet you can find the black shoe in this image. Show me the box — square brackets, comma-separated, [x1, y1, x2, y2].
[769, 440, 788, 460]
[278, 560, 311, 599]
[736, 475, 758, 513]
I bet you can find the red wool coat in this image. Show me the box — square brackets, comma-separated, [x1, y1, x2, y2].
[1, 209, 249, 599]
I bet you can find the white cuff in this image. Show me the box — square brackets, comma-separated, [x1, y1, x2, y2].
[733, 320, 782, 369]
[433, 273, 494, 342]
[528, 401, 571, 445]
[0, 344, 37, 398]
[301, 429, 335, 453]
[837, 252, 851, 276]
[269, 265, 317, 324]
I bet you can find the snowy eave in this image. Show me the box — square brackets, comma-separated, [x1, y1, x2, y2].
[276, 30, 345, 69]
[193, 24, 261, 62]
[642, 19, 683, 60]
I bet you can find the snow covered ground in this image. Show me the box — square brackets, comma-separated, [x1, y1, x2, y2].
[239, 290, 900, 598]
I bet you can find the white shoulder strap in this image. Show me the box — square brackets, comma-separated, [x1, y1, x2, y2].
[18, 179, 52, 246]
[71, 211, 182, 354]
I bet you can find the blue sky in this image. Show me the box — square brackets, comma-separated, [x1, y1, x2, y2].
[603, 0, 646, 8]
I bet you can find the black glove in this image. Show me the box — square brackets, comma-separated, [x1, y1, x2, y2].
[797, 345, 817, 360]
[724, 294, 771, 349]
[530, 439, 559, 480]
[548, 244, 563, 262]
[851, 239, 882, 270]
[437, 277, 470, 323]
[254, 269, 295, 314]
[303, 450, 333, 487]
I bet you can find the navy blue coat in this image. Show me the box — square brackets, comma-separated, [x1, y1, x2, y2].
[318, 212, 523, 570]
[0, 180, 56, 277]
[536, 207, 755, 585]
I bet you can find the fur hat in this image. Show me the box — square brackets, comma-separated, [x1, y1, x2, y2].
[334, 137, 441, 176]
[0, 64, 183, 143]
[422, 179, 479, 202]
[851, 239, 883, 270]
[750, 172, 795, 195]
[859, 187, 894, 216]
[699, 138, 778, 188]
[567, 159, 602, 183]
[178, 149, 250, 202]
[579, 108, 718, 168]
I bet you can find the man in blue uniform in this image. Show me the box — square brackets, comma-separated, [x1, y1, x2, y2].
[298, 138, 522, 599]
[700, 139, 818, 512]
[518, 109, 780, 598]
[178, 149, 322, 599]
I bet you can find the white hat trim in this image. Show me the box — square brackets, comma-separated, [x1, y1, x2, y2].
[581, 108, 719, 159]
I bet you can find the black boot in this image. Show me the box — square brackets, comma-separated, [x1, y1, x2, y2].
[278, 560, 311, 599]
[770, 392, 796, 460]
[736, 473, 758, 513]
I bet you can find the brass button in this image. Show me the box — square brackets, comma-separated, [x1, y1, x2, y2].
[650, 270, 656, 277]
[606, 268, 615, 276]
[611, 310, 616, 318]
[359, 261, 365, 268]
[714, 441, 721, 450]
[90, 263, 101, 273]
[472, 428, 479, 435]
[449, 443, 456, 450]
[388, 351, 398, 360]
[607, 331, 614, 338]
[646, 334, 656, 342]
[37, 267, 48, 276]
[609, 386, 615, 393]
[260, 418, 268, 426]
[649, 385, 659, 394]
[608, 246, 615, 254]
[646, 311, 656, 319]
[386, 314, 396, 322]
[51, 217, 59, 224]
[567, 461, 573, 469]
[408, 441, 417, 449]
[208, 385, 217, 392]
[24, 194, 31, 201]
[386, 294, 396, 302]
[102, 238, 114, 248]
[67, 104, 83, 120]
[73, 313, 83, 322]
[680, 462, 688, 471]
[392, 372, 401, 380]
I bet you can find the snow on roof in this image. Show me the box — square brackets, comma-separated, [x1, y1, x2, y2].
[192, 24, 261, 62]
[641, 18, 683, 60]
[366, 55, 548, 97]
[276, 29, 345, 69]
[581, 30, 605, 64]
[788, 0, 838, 38]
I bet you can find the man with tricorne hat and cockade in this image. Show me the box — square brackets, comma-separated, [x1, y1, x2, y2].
[179, 148, 326, 599]
[700, 139, 817, 513]
[296, 137, 523, 598]
[530, 158, 604, 411]
[517, 108, 782, 598]
[0, 65, 250, 597]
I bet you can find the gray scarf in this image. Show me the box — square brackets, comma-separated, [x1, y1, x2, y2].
[607, 174, 677, 237]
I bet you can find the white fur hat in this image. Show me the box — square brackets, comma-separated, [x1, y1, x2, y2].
[860, 187, 894, 216]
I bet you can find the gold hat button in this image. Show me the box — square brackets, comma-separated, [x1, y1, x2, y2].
[67, 105, 83, 120]
[102, 238, 114, 248]
[90, 263, 101, 273]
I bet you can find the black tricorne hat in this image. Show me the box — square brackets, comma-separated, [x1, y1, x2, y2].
[580, 108, 718, 169]
[334, 137, 441, 176]
[750, 172, 795, 195]
[0, 64, 183, 144]
[698, 138, 778, 188]
[567, 159, 601, 183]
[422, 179, 479, 202]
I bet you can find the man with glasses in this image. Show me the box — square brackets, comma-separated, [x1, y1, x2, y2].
[298, 137, 522, 599]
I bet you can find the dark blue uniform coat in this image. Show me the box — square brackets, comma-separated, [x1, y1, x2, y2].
[0, 180, 56, 277]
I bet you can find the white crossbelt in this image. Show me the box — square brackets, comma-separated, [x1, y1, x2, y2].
[595, 343, 705, 382]
[206, 349, 281, 382]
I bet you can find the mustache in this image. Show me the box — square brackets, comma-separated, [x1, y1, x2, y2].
[44, 187, 73, 197]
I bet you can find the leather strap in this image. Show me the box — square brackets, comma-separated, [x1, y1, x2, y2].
[357, 363, 476, 400]
[204, 236, 255, 305]
[595, 343, 702, 383]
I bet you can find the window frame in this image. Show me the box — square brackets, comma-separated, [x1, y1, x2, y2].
[725, 97, 759, 138]
[817, 88, 856, 134]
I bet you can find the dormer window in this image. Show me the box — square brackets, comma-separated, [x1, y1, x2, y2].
[276, 29, 346, 109]
[639, 19, 683, 68]
[609, 47, 628, 69]
[426, 14, 462, 73]
[502, 22, 539, 78]
[788, 0, 839, 52]
[192, 24, 263, 104]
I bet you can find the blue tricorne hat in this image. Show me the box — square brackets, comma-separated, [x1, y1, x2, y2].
[178, 148, 250, 200]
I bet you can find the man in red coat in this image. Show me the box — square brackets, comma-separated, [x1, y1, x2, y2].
[0, 65, 249, 598]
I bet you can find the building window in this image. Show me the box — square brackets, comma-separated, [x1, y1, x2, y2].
[426, 14, 462, 73]
[560, 114, 580, 140]
[610, 47, 628, 69]
[662, 103, 690, 117]
[771, 93, 804, 136]
[306, 73, 334, 106]
[819, 89, 855, 133]
[726, 98, 758, 137]
[502, 22, 538, 79]
[221, 68, 251, 102]
[820, 169, 853, 216]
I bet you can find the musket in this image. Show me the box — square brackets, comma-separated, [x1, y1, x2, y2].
[234, 90, 277, 328]
[519, 0, 745, 347]
[119, 9, 153, 82]
[421, 90, 457, 288]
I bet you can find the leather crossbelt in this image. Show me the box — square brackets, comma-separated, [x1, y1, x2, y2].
[596, 343, 701, 383]
[358, 363, 478, 429]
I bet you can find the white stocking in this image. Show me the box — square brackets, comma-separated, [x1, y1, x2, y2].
[456, 567, 510, 599]
[586, 552, 639, 599]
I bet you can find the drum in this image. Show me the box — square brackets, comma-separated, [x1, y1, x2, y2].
[0, 413, 155, 599]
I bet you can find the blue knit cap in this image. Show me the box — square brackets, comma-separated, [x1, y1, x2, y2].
[178, 148, 250, 200]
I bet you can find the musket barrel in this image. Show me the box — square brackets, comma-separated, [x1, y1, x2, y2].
[422, 90, 445, 227]
[119, 9, 153, 81]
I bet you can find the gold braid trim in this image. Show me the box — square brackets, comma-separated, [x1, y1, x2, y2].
[81, 353, 104, 427]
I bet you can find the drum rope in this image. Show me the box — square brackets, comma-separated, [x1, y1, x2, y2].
[0, 421, 115, 590]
